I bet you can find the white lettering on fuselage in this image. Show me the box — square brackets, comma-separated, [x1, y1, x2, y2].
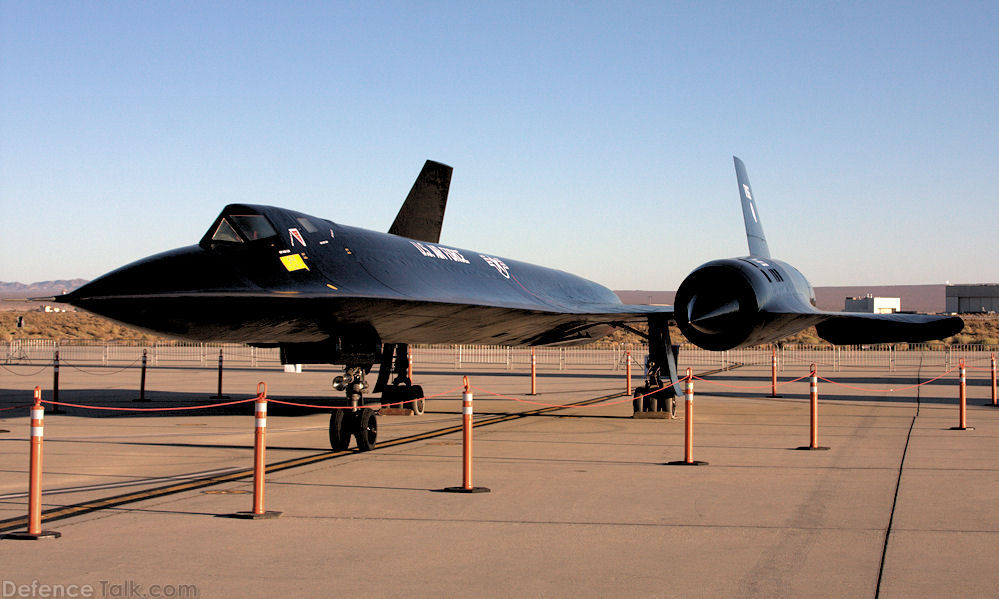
[409, 241, 470, 264]
[479, 255, 510, 279]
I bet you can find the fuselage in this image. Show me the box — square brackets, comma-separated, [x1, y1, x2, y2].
[62, 204, 650, 347]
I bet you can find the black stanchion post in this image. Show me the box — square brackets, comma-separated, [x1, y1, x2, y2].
[50, 350, 63, 414]
[134, 349, 148, 402]
[210, 349, 229, 399]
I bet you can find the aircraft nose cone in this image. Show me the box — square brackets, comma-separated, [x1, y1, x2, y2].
[60, 245, 240, 307]
[686, 295, 742, 335]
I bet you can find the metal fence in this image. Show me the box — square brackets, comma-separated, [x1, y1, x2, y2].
[2, 339, 995, 372]
[1, 340, 282, 368]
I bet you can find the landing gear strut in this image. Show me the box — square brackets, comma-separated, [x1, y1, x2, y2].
[373, 343, 425, 415]
[330, 366, 378, 451]
[627, 316, 680, 418]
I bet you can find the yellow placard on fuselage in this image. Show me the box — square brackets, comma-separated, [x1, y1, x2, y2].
[280, 253, 309, 272]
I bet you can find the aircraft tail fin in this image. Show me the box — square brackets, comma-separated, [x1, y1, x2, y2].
[388, 160, 453, 243]
[734, 156, 771, 259]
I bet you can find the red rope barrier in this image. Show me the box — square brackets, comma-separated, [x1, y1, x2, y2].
[11, 361, 968, 417]
[692, 373, 810, 390]
[817, 366, 957, 394]
[267, 385, 464, 410]
[39, 397, 258, 411]
[469, 376, 685, 409]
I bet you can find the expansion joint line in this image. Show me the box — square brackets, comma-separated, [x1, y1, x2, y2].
[874, 355, 922, 599]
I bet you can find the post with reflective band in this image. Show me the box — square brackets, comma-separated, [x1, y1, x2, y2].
[530, 348, 537, 395]
[668, 369, 707, 466]
[231, 383, 281, 519]
[210, 349, 230, 399]
[770, 348, 781, 398]
[797, 364, 830, 450]
[626, 350, 632, 395]
[407, 348, 414, 383]
[2, 387, 61, 539]
[951, 359, 973, 431]
[443, 377, 490, 493]
[987, 353, 996, 407]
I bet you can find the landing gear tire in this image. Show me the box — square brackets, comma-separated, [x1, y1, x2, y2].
[665, 395, 677, 418]
[409, 385, 425, 415]
[354, 408, 378, 451]
[632, 388, 645, 412]
[329, 409, 352, 451]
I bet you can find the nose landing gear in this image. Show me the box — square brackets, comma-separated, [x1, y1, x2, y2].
[329, 366, 379, 452]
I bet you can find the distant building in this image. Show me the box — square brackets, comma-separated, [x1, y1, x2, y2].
[844, 294, 901, 314]
[946, 284, 999, 314]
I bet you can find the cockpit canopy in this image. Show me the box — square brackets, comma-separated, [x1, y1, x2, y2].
[200, 207, 280, 249]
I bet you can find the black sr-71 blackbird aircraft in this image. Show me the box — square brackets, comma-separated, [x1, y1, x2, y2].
[54, 157, 963, 451]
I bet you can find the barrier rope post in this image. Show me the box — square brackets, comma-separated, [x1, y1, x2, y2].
[625, 350, 632, 395]
[950, 359, 973, 431]
[531, 347, 538, 394]
[210, 349, 229, 399]
[443, 376, 490, 493]
[1, 387, 61, 539]
[987, 353, 996, 407]
[134, 349, 149, 402]
[232, 383, 281, 519]
[797, 364, 830, 450]
[407, 348, 414, 382]
[50, 350, 63, 414]
[668, 369, 707, 466]
[770, 348, 782, 398]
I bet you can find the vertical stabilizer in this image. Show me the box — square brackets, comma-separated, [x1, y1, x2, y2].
[388, 160, 453, 243]
[733, 156, 771, 259]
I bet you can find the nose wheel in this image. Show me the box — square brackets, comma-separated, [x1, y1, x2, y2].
[329, 367, 379, 452]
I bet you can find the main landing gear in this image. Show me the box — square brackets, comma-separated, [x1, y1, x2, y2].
[330, 366, 378, 452]
[373, 343, 425, 415]
[627, 316, 680, 418]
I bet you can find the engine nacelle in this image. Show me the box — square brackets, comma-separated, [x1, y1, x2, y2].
[674, 258, 820, 351]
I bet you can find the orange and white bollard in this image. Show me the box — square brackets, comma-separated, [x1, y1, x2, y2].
[951, 359, 973, 431]
[626, 350, 632, 395]
[530, 347, 538, 394]
[797, 364, 829, 450]
[668, 369, 707, 466]
[232, 383, 281, 519]
[407, 348, 414, 383]
[770, 348, 781, 398]
[444, 377, 490, 493]
[989, 353, 996, 407]
[2, 387, 61, 539]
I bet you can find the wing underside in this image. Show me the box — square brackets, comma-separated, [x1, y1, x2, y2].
[812, 311, 964, 345]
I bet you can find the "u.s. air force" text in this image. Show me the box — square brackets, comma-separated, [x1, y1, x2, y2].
[409, 241, 470, 264]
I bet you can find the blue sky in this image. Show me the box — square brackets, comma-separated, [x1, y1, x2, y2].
[2, 2, 996, 289]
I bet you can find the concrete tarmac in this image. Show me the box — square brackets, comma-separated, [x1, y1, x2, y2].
[1, 358, 997, 598]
